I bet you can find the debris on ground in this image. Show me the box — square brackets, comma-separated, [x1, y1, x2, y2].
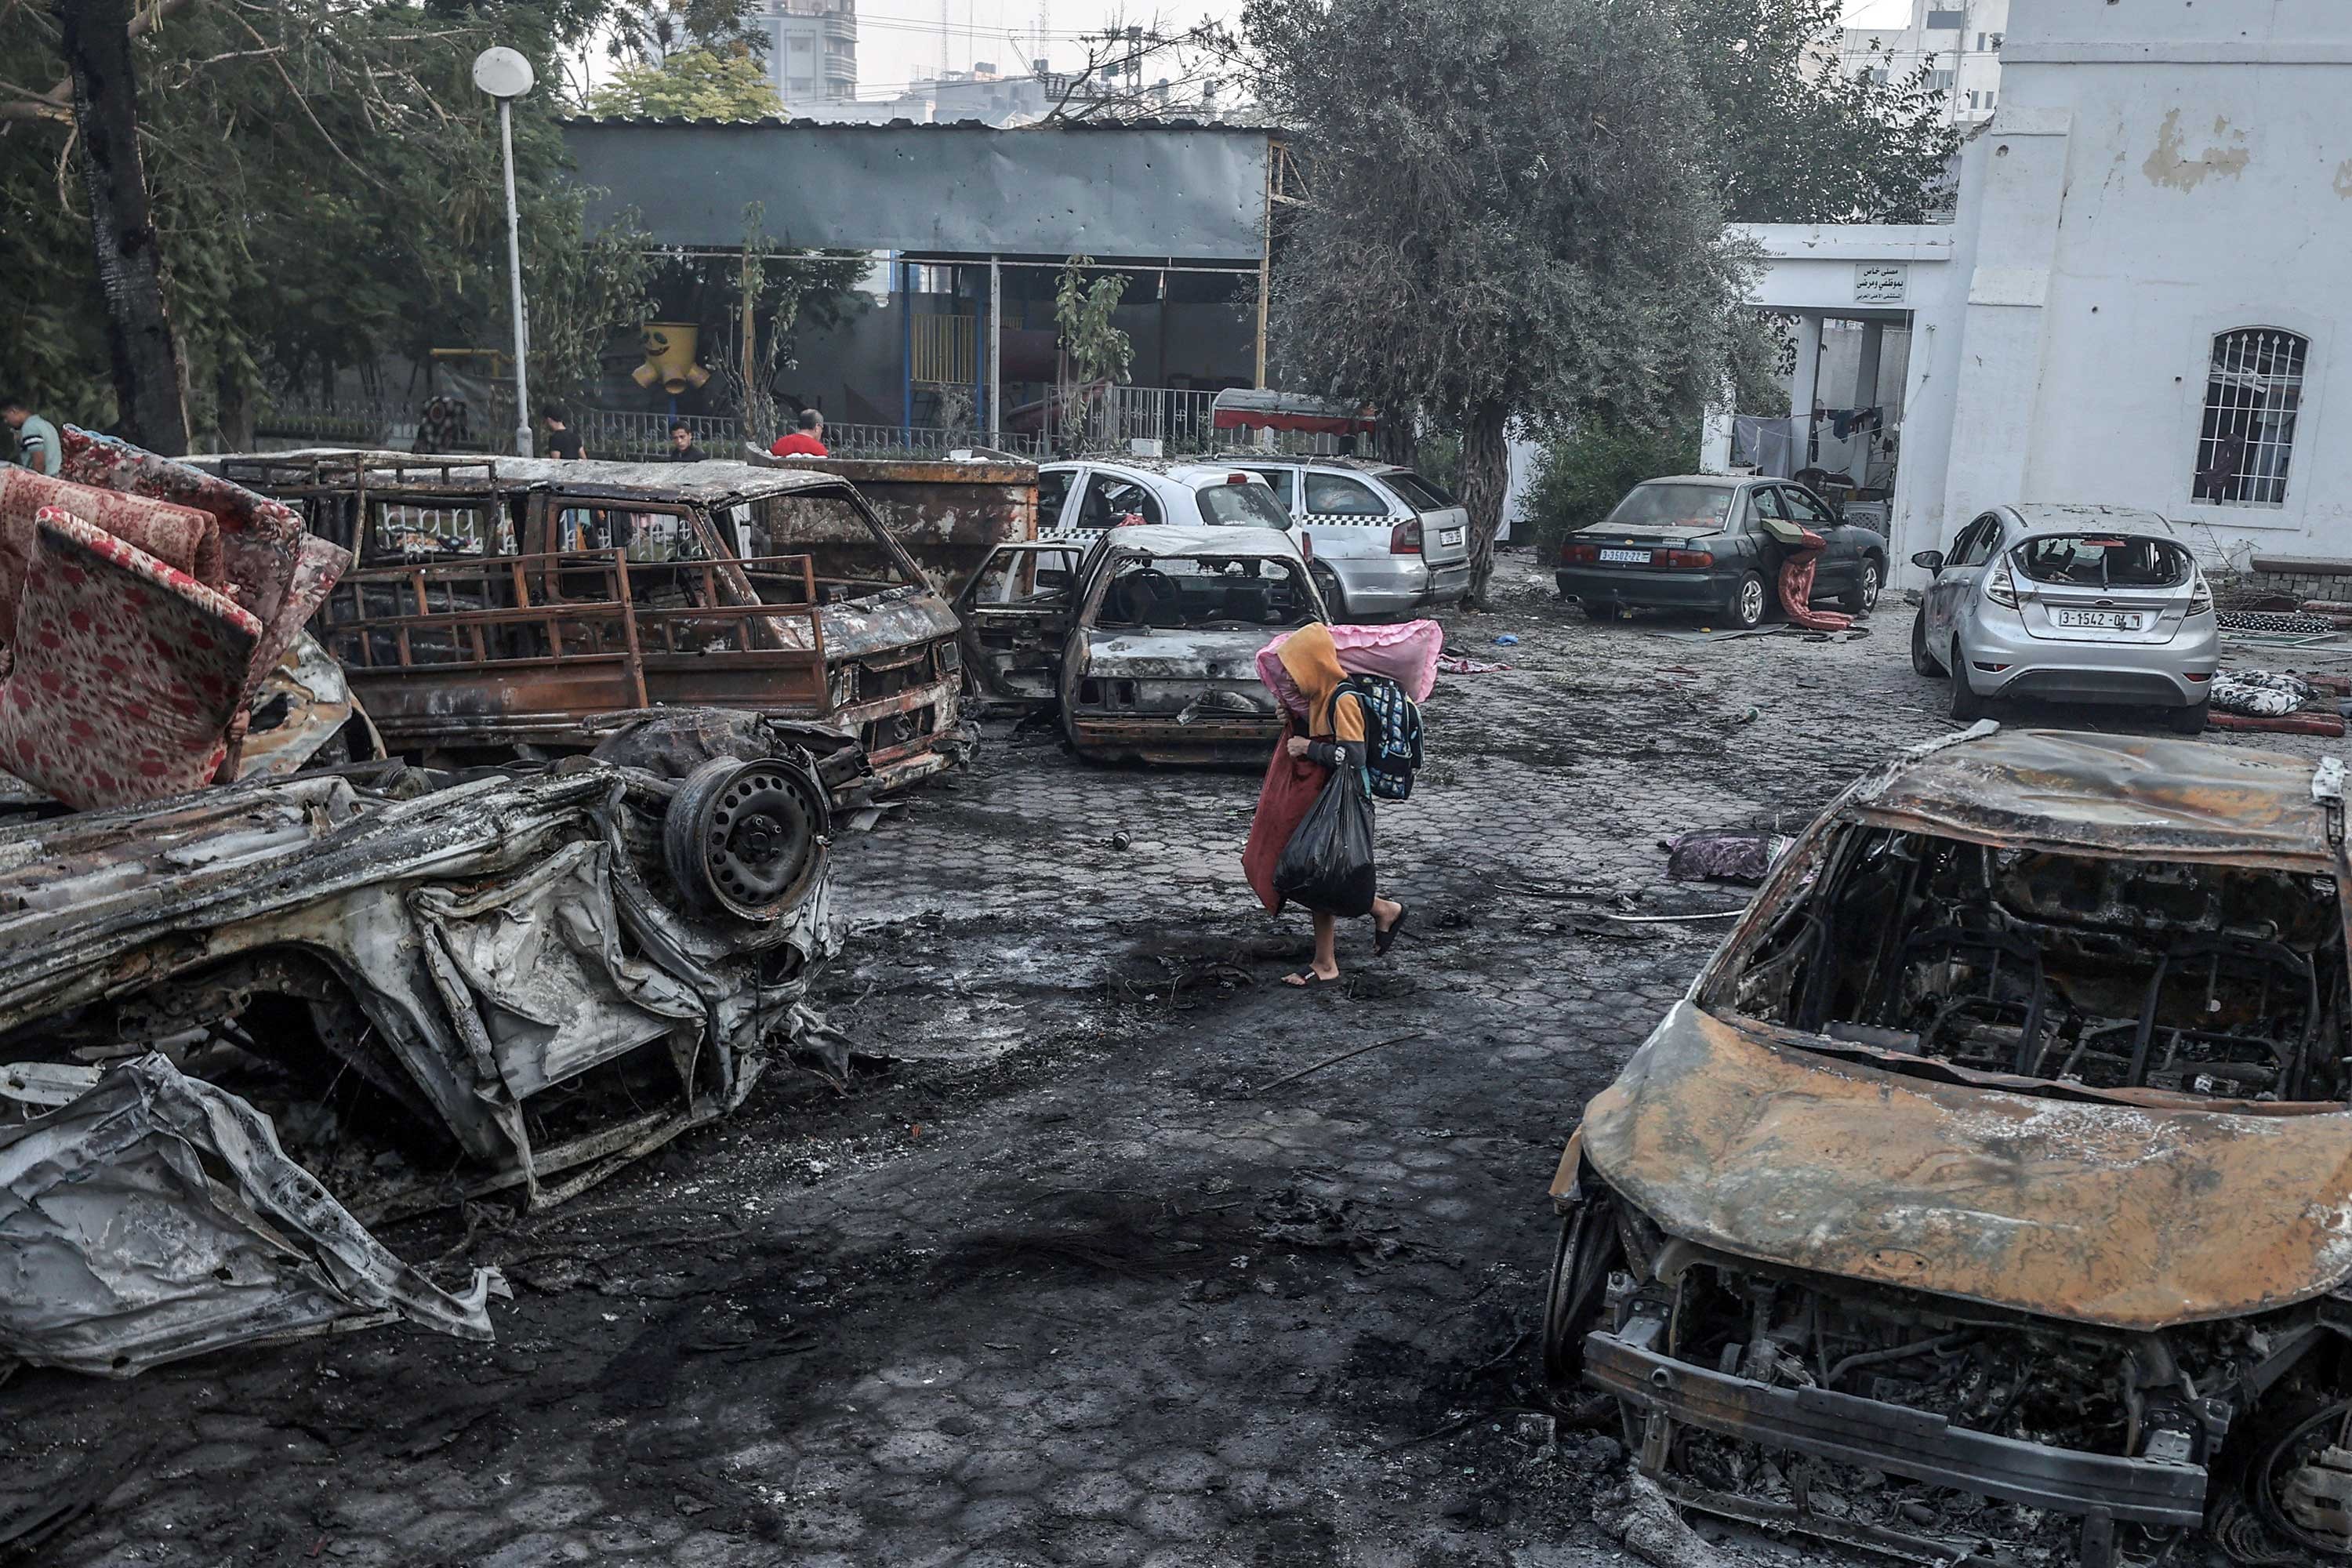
[0, 1054, 505, 1377]
[2211, 668, 2349, 732]
[1595, 1475, 1727, 1568]
[1437, 654, 1512, 675]
[1660, 830, 1790, 884]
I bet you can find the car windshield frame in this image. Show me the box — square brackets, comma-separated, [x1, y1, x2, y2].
[1600, 482, 1737, 533]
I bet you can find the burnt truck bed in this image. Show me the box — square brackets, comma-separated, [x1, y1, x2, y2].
[204, 453, 971, 801]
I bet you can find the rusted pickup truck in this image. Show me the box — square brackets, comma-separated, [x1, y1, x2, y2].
[205, 452, 968, 800]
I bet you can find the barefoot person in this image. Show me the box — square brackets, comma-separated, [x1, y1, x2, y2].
[1271, 624, 1405, 987]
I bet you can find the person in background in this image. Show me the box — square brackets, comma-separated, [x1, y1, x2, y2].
[413, 396, 465, 455]
[666, 422, 707, 462]
[768, 408, 828, 458]
[540, 405, 585, 461]
[3, 395, 63, 475]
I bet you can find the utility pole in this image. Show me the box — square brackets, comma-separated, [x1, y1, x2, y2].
[474, 46, 536, 457]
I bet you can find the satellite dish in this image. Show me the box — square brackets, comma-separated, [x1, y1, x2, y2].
[472, 46, 536, 100]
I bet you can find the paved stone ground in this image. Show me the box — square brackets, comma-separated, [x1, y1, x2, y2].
[12, 554, 2351, 1568]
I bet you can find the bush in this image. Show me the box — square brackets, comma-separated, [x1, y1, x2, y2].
[1523, 415, 1700, 560]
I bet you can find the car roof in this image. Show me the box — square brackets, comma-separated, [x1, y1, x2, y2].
[201, 448, 849, 506]
[1642, 474, 1750, 488]
[1998, 503, 2179, 537]
[1047, 455, 1404, 477]
[1852, 727, 2341, 868]
[1094, 525, 1299, 560]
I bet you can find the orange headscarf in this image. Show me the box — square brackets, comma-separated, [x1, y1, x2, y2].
[1279, 623, 1366, 744]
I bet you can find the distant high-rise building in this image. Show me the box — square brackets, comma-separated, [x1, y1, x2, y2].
[760, 0, 857, 111]
[1842, 0, 2008, 127]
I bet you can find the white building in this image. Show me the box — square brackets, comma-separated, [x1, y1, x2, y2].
[1894, 0, 2352, 579]
[1841, 0, 2008, 127]
[755, 0, 857, 113]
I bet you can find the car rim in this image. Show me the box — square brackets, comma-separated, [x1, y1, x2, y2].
[1864, 565, 1880, 608]
[1740, 579, 1765, 625]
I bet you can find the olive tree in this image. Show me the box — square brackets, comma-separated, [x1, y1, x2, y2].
[1245, 0, 1755, 604]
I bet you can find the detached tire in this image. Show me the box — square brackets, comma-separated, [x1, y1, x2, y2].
[1541, 1190, 1622, 1388]
[1947, 641, 1991, 721]
[1911, 608, 1945, 677]
[1726, 570, 1768, 630]
[2170, 699, 2210, 735]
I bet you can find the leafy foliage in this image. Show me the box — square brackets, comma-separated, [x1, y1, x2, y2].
[1683, 0, 1958, 225]
[0, 0, 657, 444]
[1054, 256, 1132, 448]
[585, 46, 780, 120]
[1244, 0, 1753, 597]
[702, 202, 870, 446]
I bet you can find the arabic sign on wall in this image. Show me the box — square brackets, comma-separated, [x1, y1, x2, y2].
[1854, 263, 1911, 305]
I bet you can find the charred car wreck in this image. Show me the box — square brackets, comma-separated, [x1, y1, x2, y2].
[956, 525, 1326, 764]
[0, 713, 838, 1376]
[1546, 727, 2352, 1567]
[203, 452, 971, 804]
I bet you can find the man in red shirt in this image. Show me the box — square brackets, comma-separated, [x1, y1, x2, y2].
[768, 409, 829, 457]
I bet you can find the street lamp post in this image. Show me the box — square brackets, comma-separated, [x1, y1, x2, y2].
[473, 46, 537, 458]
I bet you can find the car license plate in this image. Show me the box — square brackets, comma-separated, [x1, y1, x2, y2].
[1438, 528, 1464, 547]
[1597, 548, 1650, 564]
[2056, 609, 2143, 631]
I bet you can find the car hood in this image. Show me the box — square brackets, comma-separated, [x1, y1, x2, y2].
[1082, 628, 1285, 679]
[1577, 1000, 2352, 1331]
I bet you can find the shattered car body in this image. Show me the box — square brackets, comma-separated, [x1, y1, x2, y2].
[956, 525, 1326, 764]
[1544, 726, 2352, 1567]
[201, 451, 970, 803]
[0, 724, 837, 1373]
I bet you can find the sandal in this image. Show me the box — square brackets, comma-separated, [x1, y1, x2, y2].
[1283, 971, 1341, 989]
[1375, 906, 1410, 956]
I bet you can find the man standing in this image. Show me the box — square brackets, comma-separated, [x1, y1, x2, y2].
[540, 405, 586, 460]
[768, 408, 828, 457]
[666, 422, 707, 462]
[2, 395, 63, 475]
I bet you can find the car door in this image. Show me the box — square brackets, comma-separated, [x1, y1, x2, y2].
[1778, 485, 1849, 592]
[952, 542, 1083, 705]
[1929, 515, 2002, 642]
[1300, 468, 1395, 564]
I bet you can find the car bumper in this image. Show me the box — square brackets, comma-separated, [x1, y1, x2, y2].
[1555, 565, 1729, 611]
[1963, 614, 2219, 708]
[1066, 713, 1283, 765]
[1584, 1331, 2208, 1529]
[1332, 557, 1470, 615]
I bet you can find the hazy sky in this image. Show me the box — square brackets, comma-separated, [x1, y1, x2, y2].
[852, 0, 1914, 100]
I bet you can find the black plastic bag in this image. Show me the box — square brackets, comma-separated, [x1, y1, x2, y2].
[1273, 771, 1376, 917]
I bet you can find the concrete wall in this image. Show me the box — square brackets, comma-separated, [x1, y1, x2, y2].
[1901, 0, 2352, 579]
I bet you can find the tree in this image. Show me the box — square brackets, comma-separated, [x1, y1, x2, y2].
[1, 0, 660, 447]
[706, 203, 869, 447]
[1684, 0, 1956, 225]
[586, 45, 779, 121]
[1053, 257, 1132, 452]
[1246, 0, 1753, 604]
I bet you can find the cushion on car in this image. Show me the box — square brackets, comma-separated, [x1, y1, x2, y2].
[0, 509, 263, 810]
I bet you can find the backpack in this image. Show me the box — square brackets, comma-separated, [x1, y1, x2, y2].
[1338, 673, 1425, 801]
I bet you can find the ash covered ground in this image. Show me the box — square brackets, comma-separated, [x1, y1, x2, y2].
[12, 556, 2345, 1568]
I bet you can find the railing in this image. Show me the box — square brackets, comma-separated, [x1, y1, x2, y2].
[576, 409, 744, 461]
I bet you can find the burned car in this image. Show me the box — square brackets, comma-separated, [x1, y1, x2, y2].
[0, 713, 837, 1375]
[1544, 726, 2352, 1567]
[955, 524, 1325, 764]
[201, 451, 970, 803]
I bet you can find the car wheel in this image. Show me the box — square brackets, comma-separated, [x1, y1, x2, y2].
[2169, 699, 2209, 735]
[1726, 571, 1767, 630]
[1541, 1189, 1621, 1388]
[1947, 639, 1991, 721]
[1843, 557, 1882, 618]
[1309, 562, 1348, 622]
[1910, 608, 1946, 677]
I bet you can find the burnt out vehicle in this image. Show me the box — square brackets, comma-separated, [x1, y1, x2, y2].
[955, 524, 1325, 764]
[0, 714, 838, 1375]
[1544, 725, 2352, 1567]
[201, 452, 969, 803]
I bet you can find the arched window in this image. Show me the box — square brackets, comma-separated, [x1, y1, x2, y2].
[2193, 328, 2309, 507]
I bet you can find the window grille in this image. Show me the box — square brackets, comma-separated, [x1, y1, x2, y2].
[2193, 328, 2309, 508]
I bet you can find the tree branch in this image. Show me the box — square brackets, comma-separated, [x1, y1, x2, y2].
[4, 0, 191, 123]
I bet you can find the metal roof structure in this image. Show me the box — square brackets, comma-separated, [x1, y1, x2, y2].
[561, 118, 1275, 262]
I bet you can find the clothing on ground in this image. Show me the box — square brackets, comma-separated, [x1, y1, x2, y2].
[1777, 529, 1853, 633]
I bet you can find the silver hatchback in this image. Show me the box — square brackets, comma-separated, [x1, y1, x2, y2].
[1910, 504, 2219, 732]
